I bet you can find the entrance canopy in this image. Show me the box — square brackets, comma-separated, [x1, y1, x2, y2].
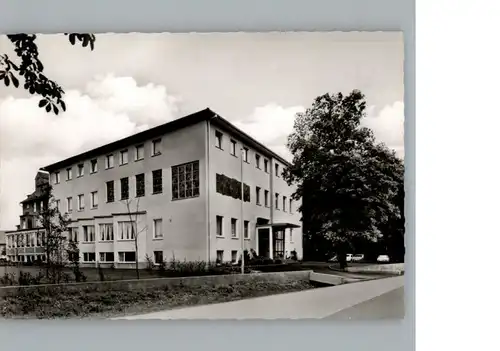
[256, 222, 300, 229]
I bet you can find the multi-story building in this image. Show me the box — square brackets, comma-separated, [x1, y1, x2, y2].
[5, 171, 49, 263]
[7, 108, 303, 268]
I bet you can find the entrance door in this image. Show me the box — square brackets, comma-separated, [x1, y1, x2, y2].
[258, 228, 270, 258]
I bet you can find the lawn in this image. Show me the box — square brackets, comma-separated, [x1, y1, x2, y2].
[0, 277, 316, 319]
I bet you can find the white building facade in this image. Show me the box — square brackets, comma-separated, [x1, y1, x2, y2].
[6, 109, 303, 268]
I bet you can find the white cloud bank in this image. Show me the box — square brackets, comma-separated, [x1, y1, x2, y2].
[0, 75, 181, 229]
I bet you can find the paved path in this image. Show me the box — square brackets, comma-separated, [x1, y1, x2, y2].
[114, 276, 404, 320]
[323, 286, 404, 320]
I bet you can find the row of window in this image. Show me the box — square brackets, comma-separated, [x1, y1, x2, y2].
[215, 216, 250, 239]
[216, 249, 240, 264]
[214, 130, 283, 177]
[6, 220, 164, 248]
[52, 139, 163, 184]
[254, 187, 294, 213]
[55, 161, 200, 212]
[67, 219, 163, 243]
[24, 201, 44, 213]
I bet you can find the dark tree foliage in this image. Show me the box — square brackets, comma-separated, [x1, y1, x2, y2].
[283, 90, 405, 267]
[0, 33, 96, 114]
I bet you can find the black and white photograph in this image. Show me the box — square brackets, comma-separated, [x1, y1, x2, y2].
[0, 31, 405, 320]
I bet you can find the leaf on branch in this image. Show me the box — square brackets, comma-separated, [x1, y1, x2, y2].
[39, 99, 48, 108]
[45, 104, 51, 113]
[69, 34, 76, 45]
[10, 73, 19, 88]
[53, 105, 59, 115]
[60, 100, 66, 111]
[4, 75, 9, 86]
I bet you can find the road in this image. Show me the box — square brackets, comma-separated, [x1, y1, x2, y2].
[114, 276, 404, 320]
[323, 286, 404, 319]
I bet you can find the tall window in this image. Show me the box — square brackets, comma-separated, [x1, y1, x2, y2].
[216, 216, 223, 237]
[135, 144, 144, 161]
[83, 253, 96, 262]
[54, 199, 60, 211]
[231, 218, 237, 238]
[171, 161, 200, 200]
[100, 252, 114, 262]
[99, 223, 114, 241]
[90, 159, 98, 173]
[275, 193, 279, 209]
[216, 250, 224, 263]
[243, 147, 249, 162]
[255, 154, 261, 168]
[121, 177, 129, 200]
[106, 181, 114, 202]
[289, 199, 293, 214]
[256, 187, 261, 205]
[83, 225, 95, 242]
[264, 190, 269, 207]
[69, 227, 78, 242]
[275, 163, 279, 177]
[283, 196, 287, 212]
[231, 250, 238, 263]
[120, 149, 128, 165]
[91, 191, 98, 208]
[230, 140, 236, 155]
[77, 194, 84, 210]
[77, 164, 84, 177]
[118, 251, 136, 262]
[153, 219, 163, 238]
[54, 172, 60, 184]
[152, 170, 163, 194]
[136, 174, 145, 197]
[66, 197, 73, 213]
[66, 168, 72, 181]
[105, 154, 114, 169]
[244, 221, 249, 239]
[215, 131, 223, 148]
[264, 159, 269, 173]
[154, 251, 163, 264]
[34, 202, 37, 213]
[152, 139, 162, 156]
[119, 222, 135, 240]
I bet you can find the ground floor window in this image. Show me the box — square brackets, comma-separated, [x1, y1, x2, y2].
[118, 251, 136, 262]
[99, 252, 114, 262]
[231, 250, 238, 263]
[83, 252, 96, 262]
[153, 251, 163, 264]
[216, 250, 224, 264]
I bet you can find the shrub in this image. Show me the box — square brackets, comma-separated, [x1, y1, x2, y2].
[145, 254, 155, 271]
[0, 272, 16, 286]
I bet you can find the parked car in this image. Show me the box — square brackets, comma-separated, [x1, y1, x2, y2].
[329, 254, 354, 262]
[377, 254, 390, 263]
[352, 254, 364, 262]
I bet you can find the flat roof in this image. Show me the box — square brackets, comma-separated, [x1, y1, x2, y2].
[41, 108, 291, 172]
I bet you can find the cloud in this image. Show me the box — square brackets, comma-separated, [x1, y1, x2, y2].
[234, 104, 305, 162]
[0, 74, 181, 229]
[363, 101, 405, 158]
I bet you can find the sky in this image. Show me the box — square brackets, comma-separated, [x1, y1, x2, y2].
[0, 32, 404, 229]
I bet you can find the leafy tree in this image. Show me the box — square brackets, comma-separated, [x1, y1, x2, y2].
[0, 33, 95, 114]
[123, 198, 148, 279]
[37, 183, 71, 283]
[284, 90, 404, 269]
[66, 239, 86, 282]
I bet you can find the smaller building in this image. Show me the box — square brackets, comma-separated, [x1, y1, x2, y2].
[0, 230, 7, 259]
[5, 171, 50, 263]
